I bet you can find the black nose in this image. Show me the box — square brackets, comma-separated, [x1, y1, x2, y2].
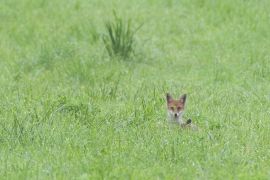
[174, 113, 177, 117]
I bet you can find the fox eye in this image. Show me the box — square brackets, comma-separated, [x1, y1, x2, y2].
[177, 107, 181, 111]
[170, 107, 174, 111]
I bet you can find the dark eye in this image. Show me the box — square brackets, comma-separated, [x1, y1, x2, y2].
[170, 107, 174, 111]
[177, 107, 181, 111]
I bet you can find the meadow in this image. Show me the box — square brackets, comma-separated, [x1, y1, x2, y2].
[1, 0, 270, 179]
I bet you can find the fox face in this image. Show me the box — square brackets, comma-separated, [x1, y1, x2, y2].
[166, 93, 187, 124]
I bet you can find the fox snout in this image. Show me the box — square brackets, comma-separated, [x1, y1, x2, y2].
[169, 111, 182, 118]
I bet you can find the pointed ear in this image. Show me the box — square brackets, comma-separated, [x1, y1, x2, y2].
[179, 94, 187, 105]
[166, 93, 173, 103]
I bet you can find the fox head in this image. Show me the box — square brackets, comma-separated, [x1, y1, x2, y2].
[166, 93, 187, 123]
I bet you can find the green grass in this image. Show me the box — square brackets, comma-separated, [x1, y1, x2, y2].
[1, 0, 270, 179]
[103, 12, 137, 59]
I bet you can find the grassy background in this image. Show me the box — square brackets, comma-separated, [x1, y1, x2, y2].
[1, 0, 270, 179]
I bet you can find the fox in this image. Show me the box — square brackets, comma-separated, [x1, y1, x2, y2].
[166, 93, 197, 130]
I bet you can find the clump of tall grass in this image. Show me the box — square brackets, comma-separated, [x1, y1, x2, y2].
[103, 12, 139, 59]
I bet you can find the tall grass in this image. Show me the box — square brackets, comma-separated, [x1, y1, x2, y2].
[103, 12, 138, 59]
[1, 0, 270, 179]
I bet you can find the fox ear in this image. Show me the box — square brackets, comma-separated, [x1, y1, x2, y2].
[166, 93, 173, 103]
[179, 94, 187, 104]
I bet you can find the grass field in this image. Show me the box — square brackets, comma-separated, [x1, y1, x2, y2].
[1, 0, 270, 179]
